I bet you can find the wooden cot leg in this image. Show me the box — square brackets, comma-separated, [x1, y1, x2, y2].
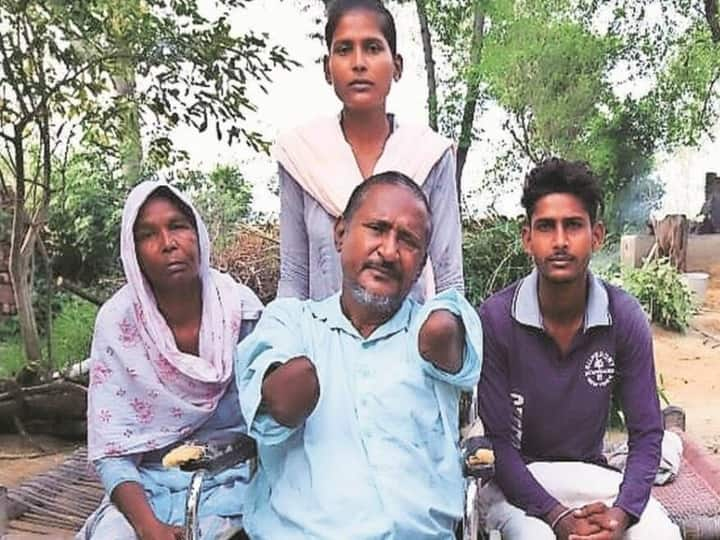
[663, 405, 686, 432]
[0, 485, 7, 535]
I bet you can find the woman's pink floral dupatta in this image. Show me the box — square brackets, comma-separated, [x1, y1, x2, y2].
[87, 181, 262, 461]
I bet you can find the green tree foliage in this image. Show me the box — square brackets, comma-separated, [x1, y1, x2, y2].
[577, 0, 720, 148]
[652, 18, 720, 146]
[462, 214, 533, 305]
[39, 0, 298, 156]
[48, 151, 126, 283]
[424, 0, 489, 184]
[482, 14, 617, 160]
[0, 0, 295, 366]
[174, 164, 254, 250]
[50, 296, 98, 368]
[479, 4, 664, 231]
[419, 0, 716, 231]
[0, 295, 97, 377]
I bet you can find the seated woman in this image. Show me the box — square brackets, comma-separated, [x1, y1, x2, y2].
[77, 181, 262, 540]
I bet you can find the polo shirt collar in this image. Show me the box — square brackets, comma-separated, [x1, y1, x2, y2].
[512, 268, 612, 332]
[309, 292, 414, 342]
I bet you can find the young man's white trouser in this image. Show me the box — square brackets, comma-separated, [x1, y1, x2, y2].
[477, 461, 681, 539]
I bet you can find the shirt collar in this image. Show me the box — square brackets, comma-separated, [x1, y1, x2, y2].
[511, 268, 612, 332]
[309, 292, 415, 342]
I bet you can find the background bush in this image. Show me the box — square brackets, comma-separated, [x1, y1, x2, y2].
[610, 259, 694, 332]
[51, 296, 98, 369]
[48, 152, 126, 284]
[174, 165, 254, 251]
[463, 214, 533, 306]
[0, 295, 97, 377]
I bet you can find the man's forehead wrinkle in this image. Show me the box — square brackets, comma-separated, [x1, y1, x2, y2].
[356, 206, 425, 224]
[363, 214, 426, 237]
[347, 184, 431, 243]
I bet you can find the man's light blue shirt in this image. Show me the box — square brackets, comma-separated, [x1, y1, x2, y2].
[235, 288, 483, 540]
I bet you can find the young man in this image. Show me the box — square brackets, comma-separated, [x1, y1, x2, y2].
[235, 171, 482, 539]
[477, 158, 680, 539]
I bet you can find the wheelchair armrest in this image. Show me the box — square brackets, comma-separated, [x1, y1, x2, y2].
[461, 419, 495, 483]
[179, 432, 257, 474]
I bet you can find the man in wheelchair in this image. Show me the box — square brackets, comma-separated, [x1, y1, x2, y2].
[235, 172, 483, 539]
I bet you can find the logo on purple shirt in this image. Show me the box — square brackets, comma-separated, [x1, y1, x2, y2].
[510, 392, 524, 449]
[584, 350, 615, 387]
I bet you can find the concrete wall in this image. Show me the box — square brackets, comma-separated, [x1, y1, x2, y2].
[621, 233, 720, 271]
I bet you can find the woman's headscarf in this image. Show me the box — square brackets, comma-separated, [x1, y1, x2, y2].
[87, 180, 262, 460]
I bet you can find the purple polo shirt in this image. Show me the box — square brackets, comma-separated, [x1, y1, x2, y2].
[477, 269, 663, 521]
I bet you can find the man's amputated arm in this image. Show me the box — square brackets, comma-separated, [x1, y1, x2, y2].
[236, 298, 317, 443]
[414, 289, 482, 390]
[418, 309, 464, 373]
[261, 356, 319, 427]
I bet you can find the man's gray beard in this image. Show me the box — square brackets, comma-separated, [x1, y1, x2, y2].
[349, 282, 403, 316]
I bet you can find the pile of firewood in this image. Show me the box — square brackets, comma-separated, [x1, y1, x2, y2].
[0, 379, 87, 439]
[212, 223, 280, 305]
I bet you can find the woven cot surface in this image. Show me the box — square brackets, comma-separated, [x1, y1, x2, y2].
[6, 446, 103, 535]
[652, 458, 720, 520]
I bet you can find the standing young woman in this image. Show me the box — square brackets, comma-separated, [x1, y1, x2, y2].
[274, 0, 464, 302]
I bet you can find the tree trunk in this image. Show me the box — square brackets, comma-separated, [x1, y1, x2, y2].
[37, 238, 53, 369]
[415, 0, 438, 131]
[8, 127, 43, 365]
[38, 99, 53, 372]
[10, 253, 41, 364]
[705, 0, 720, 43]
[112, 68, 143, 187]
[455, 5, 486, 198]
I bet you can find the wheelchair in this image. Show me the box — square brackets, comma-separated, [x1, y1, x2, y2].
[180, 386, 497, 540]
[458, 386, 500, 540]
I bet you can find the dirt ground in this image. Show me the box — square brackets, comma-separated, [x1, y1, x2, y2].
[0, 434, 81, 487]
[653, 262, 720, 459]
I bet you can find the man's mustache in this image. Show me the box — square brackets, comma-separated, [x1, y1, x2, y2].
[362, 261, 401, 280]
[547, 251, 575, 262]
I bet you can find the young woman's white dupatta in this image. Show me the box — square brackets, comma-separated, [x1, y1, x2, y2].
[273, 115, 452, 298]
